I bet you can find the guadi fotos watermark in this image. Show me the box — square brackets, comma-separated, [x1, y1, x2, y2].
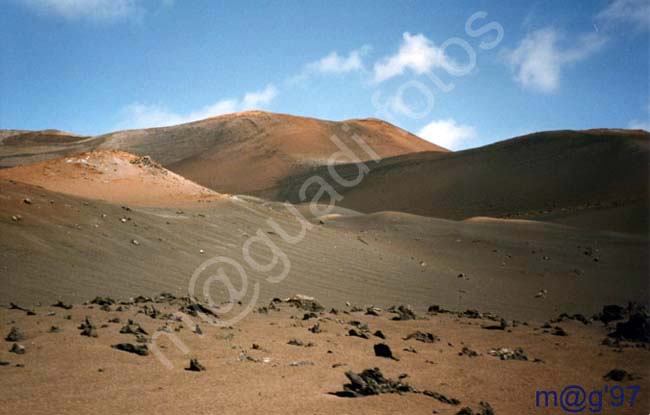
[150, 10, 505, 370]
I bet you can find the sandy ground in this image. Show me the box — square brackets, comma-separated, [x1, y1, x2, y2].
[1, 179, 647, 322]
[0, 298, 648, 415]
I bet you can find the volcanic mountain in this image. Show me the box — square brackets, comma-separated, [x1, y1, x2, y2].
[0, 111, 445, 199]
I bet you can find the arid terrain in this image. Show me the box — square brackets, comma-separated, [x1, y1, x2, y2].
[0, 112, 648, 414]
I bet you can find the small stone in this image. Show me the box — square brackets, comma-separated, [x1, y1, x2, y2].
[79, 317, 98, 337]
[604, 368, 639, 382]
[551, 326, 568, 336]
[403, 331, 439, 343]
[390, 305, 417, 321]
[289, 360, 314, 367]
[9, 343, 25, 354]
[374, 343, 398, 360]
[111, 343, 149, 356]
[5, 327, 25, 342]
[348, 329, 369, 339]
[373, 330, 386, 339]
[459, 346, 479, 357]
[423, 390, 460, 405]
[52, 300, 72, 310]
[186, 358, 206, 372]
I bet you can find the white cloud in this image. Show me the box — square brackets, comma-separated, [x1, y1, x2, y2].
[308, 49, 366, 74]
[629, 120, 650, 131]
[502, 28, 605, 93]
[597, 0, 650, 32]
[119, 85, 278, 129]
[629, 103, 650, 131]
[18, 0, 146, 21]
[417, 119, 477, 150]
[372, 33, 451, 83]
[290, 47, 369, 83]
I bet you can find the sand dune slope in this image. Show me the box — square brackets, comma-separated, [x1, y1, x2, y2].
[1, 180, 647, 321]
[281, 129, 650, 234]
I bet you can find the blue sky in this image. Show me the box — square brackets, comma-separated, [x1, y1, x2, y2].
[1, 0, 649, 149]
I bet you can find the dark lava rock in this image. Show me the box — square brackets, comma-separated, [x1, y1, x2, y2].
[609, 312, 650, 343]
[186, 358, 206, 372]
[457, 402, 495, 415]
[303, 312, 318, 320]
[52, 301, 73, 310]
[0, 360, 9, 366]
[309, 323, 322, 333]
[349, 320, 369, 331]
[257, 306, 269, 314]
[49, 326, 62, 333]
[9, 343, 25, 354]
[488, 347, 528, 361]
[599, 305, 625, 324]
[403, 331, 439, 343]
[333, 367, 415, 397]
[459, 346, 479, 357]
[462, 309, 481, 319]
[120, 320, 148, 336]
[348, 329, 369, 339]
[551, 326, 568, 336]
[374, 343, 398, 360]
[142, 304, 161, 319]
[155, 292, 176, 303]
[423, 390, 460, 405]
[481, 319, 507, 330]
[79, 317, 98, 337]
[286, 295, 324, 312]
[5, 327, 25, 342]
[9, 303, 35, 315]
[179, 302, 218, 318]
[287, 339, 314, 347]
[373, 330, 386, 339]
[133, 295, 153, 304]
[428, 305, 442, 314]
[390, 305, 417, 321]
[554, 312, 589, 325]
[604, 368, 640, 382]
[111, 343, 149, 356]
[90, 296, 116, 306]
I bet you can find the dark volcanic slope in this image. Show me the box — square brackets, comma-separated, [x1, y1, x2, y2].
[280, 129, 650, 234]
[0, 111, 444, 198]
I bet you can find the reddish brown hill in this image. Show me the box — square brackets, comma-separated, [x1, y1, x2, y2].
[0, 150, 221, 207]
[0, 112, 445, 198]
